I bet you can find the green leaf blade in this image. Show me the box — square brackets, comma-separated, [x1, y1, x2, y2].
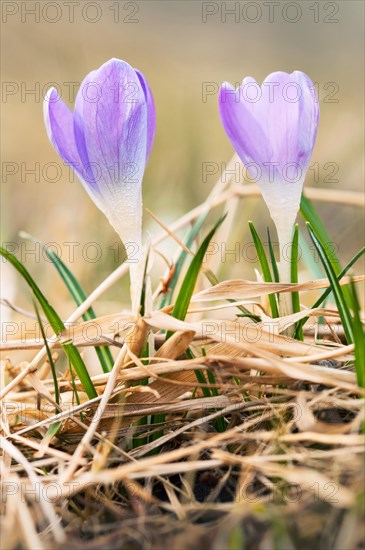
[166, 216, 226, 339]
[249, 222, 279, 318]
[306, 223, 353, 344]
[45, 249, 113, 373]
[0, 247, 97, 399]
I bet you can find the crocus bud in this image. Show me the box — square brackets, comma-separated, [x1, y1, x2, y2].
[44, 58, 156, 312]
[219, 71, 319, 291]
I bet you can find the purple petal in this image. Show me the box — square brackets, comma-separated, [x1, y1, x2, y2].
[74, 58, 147, 198]
[291, 71, 319, 170]
[219, 71, 319, 184]
[73, 69, 101, 193]
[135, 69, 156, 163]
[43, 88, 82, 177]
[218, 81, 272, 175]
[257, 71, 319, 173]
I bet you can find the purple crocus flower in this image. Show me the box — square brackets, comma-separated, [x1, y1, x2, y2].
[219, 71, 319, 288]
[44, 58, 156, 311]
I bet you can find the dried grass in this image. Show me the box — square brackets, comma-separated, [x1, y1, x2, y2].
[1, 164, 364, 549]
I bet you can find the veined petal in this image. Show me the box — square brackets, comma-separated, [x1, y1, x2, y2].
[218, 82, 272, 176]
[256, 71, 319, 176]
[75, 58, 147, 202]
[255, 71, 293, 166]
[73, 69, 101, 194]
[44, 88, 104, 212]
[43, 88, 82, 177]
[135, 69, 156, 163]
[292, 71, 319, 171]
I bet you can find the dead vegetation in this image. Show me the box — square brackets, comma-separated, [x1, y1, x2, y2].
[1, 157, 364, 550]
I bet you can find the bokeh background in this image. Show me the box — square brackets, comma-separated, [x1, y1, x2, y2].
[1, 0, 364, 320]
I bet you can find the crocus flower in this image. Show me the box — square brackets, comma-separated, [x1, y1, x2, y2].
[219, 71, 319, 291]
[44, 58, 156, 312]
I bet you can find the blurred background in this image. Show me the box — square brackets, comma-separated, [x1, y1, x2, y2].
[1, 0, 364, 323]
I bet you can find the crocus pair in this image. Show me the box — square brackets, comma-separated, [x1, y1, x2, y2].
[44, 59, 319, 314]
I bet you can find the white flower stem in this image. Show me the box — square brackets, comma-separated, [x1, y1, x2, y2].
[110, 216, 143, 316]
[258, 180, 303, 321]
[129, 256, 144, 316]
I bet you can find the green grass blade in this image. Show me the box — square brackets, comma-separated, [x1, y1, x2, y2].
[69, 364, 86, 424]
[166, 216, 226, 339]
[0, 247, 97, 399]
[349, 280, 365, 388]
[300, 195, 352, 306]
[249, 222, 279, 318]
[293, 246, 365, 339]
[300, 195, 342, 274]
[187, 348, 226, 432]
[159, 216, 252, 318]
[40, 247, 113, 373]
[267, 227, 279, 283]
[187, 347, 211, 399]
[159, 212, 208, 309]
[61, 342, 97, 398]
[34, 299, 63, 438]
[44, 421, 63, 441]
[33, 300, 60, 411]
[299, 228, 325, 281]
[306, 223, 353, 344]
[139, 249, 150, 317]
[154, 216, 225, 440]
[290, 225, 303, 340]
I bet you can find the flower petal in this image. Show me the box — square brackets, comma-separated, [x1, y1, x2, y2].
[44, 87, 104, 211]
[73, 69, 102, 194]
[43, 88, 82, 176]
[256, 71, 319, 173]
[75, 58, 147, 198]
[135, 69, 156, 163]
[218, 81, 271, 175]
[292, 70, 319, 170]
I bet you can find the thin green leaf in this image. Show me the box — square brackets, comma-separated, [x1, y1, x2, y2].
[300, 195, 352, 305]
[62, 343, 97, 398]
[290, 225, 303, 340]
[69, 364, 85, 424]
[44, 421, 62, 441]
[299, 228, 325, 281]
[0, 247, 97, 399]
[306, 223, 353, 344]
[349, 280, 365, 388]
[267, 227, 279, 283]
[186, 347, 210, 398]
[188, 348, 225, 432]
[249, 221, 279, 318]
[33, 300, 62, 438]
[41, 246, 113, 373]
[159, 217, 251, 318]
[166, 216, 226, 339]
[139, 248, 150, 317]
[33, 300, 60, 410]
[293, 246, 365, 339]
[159, 212, 208, 308]
[236, 313, 262, 322]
